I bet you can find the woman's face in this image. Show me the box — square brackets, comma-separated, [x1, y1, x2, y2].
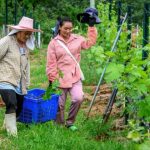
[16, 31, 32, 44]
[59, 21, 73, 40]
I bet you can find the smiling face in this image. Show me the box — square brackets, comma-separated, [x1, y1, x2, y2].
[16, 31, 32, 44]
[59, 21, 73, 41]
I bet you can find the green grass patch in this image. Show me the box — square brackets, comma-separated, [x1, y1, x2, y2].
[0, 47, 136, 150]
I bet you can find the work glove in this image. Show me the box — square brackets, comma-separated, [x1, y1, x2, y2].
[88, 17, 96, 27]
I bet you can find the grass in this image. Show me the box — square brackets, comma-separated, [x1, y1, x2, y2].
[0, 47, 136, 150]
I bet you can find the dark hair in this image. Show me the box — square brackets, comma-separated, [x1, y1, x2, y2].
[52, 16, 72, 38]
[58, 16, 72, 27]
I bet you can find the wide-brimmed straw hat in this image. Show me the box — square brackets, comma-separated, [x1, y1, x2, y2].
[7, 16, 42, 32]
[77, 7, 101, 24]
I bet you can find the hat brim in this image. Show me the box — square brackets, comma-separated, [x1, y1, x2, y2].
[77, 13, 101, 24]
[7, 25, 42, 32]
[94, 15, 101, 24]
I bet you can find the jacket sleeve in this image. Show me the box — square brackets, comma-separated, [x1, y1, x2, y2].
[46, 41, 58, 82]
[81, 26, 97, 49]
[0, 36, 9, 60]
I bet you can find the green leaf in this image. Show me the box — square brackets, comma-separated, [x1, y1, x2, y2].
[137, 141, 150, 150]
[137, 84, 148, 94]
[105, 63, 124, 82]
[127, 131, 141, 142]
[42, 72, 62, 100]
[105, 51, 115, 57]
[137, 100, 150, 118]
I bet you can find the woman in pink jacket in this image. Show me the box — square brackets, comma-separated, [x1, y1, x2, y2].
[46, 16, 97, 131]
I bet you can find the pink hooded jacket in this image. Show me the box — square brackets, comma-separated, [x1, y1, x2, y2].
[46, 26, 97, 88]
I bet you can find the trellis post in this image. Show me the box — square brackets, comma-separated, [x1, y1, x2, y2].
[90, 0, 95, 8]
[142, 3, 149, 60]
[14, 0, 17, 25]
[127, 5, 132, 50]
[109, 0, 112, 21]
[117, 1, 121, 31]
[5, 0, 8, 35]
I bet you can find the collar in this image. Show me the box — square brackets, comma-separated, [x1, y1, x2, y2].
[54, 34, 78, 43]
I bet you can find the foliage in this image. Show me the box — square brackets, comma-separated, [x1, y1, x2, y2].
[81, 2, 118, 85]
[80, 1, 150, 144]
[84, 116, 113, 138]
[136, 140, 150, 150]
[115, 0, 149, 24]
[42, 69, 63, 100]
[0, 114, 135, 150]
[127, 119, 150, 149]
[1, 0, 149, 43]
[104, 40, 150, 142]
[0, 0, 4, 25]
[43, 79, 61, 100]
[127, 119, 149, 142]
[0, 0, 89, 43]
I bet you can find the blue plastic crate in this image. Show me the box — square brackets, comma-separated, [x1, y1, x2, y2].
[18, 88, 59, 123]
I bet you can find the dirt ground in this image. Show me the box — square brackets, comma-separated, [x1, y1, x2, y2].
[82, 84, 125, 129]
[82, 84, 119, 115]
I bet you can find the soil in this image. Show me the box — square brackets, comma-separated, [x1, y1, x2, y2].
[82, 84, 125, 130]
[82, 84, 121, 116]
